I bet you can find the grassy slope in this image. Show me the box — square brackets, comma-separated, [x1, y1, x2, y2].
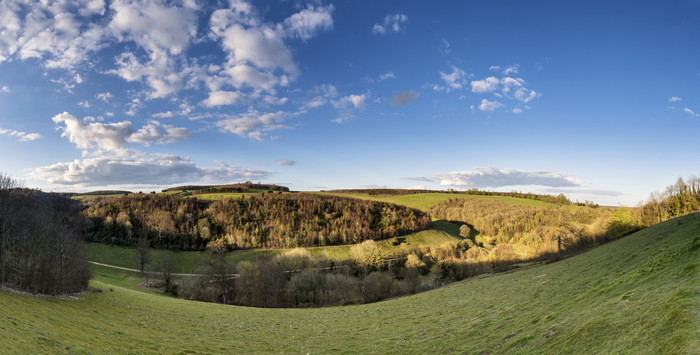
[85, 227, 459, 272]
[313, 192, 548, 211]
[2, 213, 698, 354]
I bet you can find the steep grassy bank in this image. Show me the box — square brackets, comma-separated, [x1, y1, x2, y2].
[2, 212, 698, 354]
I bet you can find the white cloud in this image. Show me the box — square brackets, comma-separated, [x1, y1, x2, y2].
[213, 23, 298, 76]
[669, 96, 682, 102]
[512, 108, 523, 114]
[8, 2, 109, 70]
[152, 111, 174, 118]
[333, 94, 368, 111]
[33, 155, 271, 187]
[202, 90, 243, 107]
[0, 127, 41, 142]
[408, 167, 582, 189]
[478, 98, 502, 111]
[276, 159, 295, 166]
[379, 72, 395, 81]
[53, 112, 133, 156]
[488, 65, 500, 71]
[96, 92, 113, 102]
[78, 100, 90, 108]
[216, 109, 287, 140]
[500, 77, 524, 93]
[52, 112, 191, 155]
[683, 108, 699, 117]
[128, 120, 192, 146]
[502, 64, 519, 75]
[440, 66, 467, 90]
[471, 76, 499, 93]
[108, 0, 198, 55]
[279, 4, 334, 41]
[372, 13, 408, 35]
[513, 87, 539, 103]
[1, 86, 9, 92]
[389, 91, 420, 106]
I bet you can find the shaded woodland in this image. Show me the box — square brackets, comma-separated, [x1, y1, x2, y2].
[83, 193, 431, 250]
[0, 174, 90, 294]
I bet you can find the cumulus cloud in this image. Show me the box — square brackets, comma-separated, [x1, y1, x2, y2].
[53, 112, 133, 156]
[276, 159, 295, 166]
[216, 109, 287, 140]
[669, 96, 682, 102]
[280, 4, 334, 40]
[0, 127, 41, 142]
[52, 112, 191, 155]
[478, 98, 502, 111]
[202, 90, 243, 107]
[407, 167, 582, 189]
[33, 155, 272, 187]
[1, 86, 10, 92]
[128, 120, 192, 146]
[512, 108, 523, 114]
[333, 94, 368, 110]
[502, 64, 519, 75]
[372, 13, 408, 35]
[1, 0, 109, 69]
[512, 87, 539, 103]
[96, 92, 113, 102]
[470, 76, 500, 93]
[439, 66, 467, 90]
[389, 91, 420, 106]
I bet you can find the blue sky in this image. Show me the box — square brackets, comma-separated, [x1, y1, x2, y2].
[0, 0, 699, 206]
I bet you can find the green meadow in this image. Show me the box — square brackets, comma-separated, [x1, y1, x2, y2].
[2, 212, 698, 354]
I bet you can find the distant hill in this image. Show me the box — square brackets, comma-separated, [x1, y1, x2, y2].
[163, 181, 289, 194]
[325, 188, 577, 205]
[75, 190, 132, 196]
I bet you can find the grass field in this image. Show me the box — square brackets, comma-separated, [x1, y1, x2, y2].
[314, 192, 550, 210]
[3, 212, 698, 354]
[84, 225, 462, 274]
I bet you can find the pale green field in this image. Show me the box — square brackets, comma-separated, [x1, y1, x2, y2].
[312, 192, 549, 211]
[2, 213, 698, 354]
[85, 226, 462, 273]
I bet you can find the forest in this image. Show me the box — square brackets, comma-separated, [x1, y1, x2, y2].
[0, 175, 90, 294]
[83, 192, 431, 250]
[163, 181, 289, 194]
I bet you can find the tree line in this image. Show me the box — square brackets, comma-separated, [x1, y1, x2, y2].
[162, 181, 289, 194]
[83, 193, 431, 251]
[326, 188, 575, 204]
[637, 176, 700, 226]
[0, 174, 90, 295]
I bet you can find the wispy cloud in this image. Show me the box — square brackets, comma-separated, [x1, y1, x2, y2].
[669, 96, 682, 102]
[372, 13, 408, 35]
[406, 167, 582, 189]
[683, 108, 699, 117]
[0, 127, 41, 142]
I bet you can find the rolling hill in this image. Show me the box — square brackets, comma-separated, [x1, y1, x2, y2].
[2, 212, 698, 353]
